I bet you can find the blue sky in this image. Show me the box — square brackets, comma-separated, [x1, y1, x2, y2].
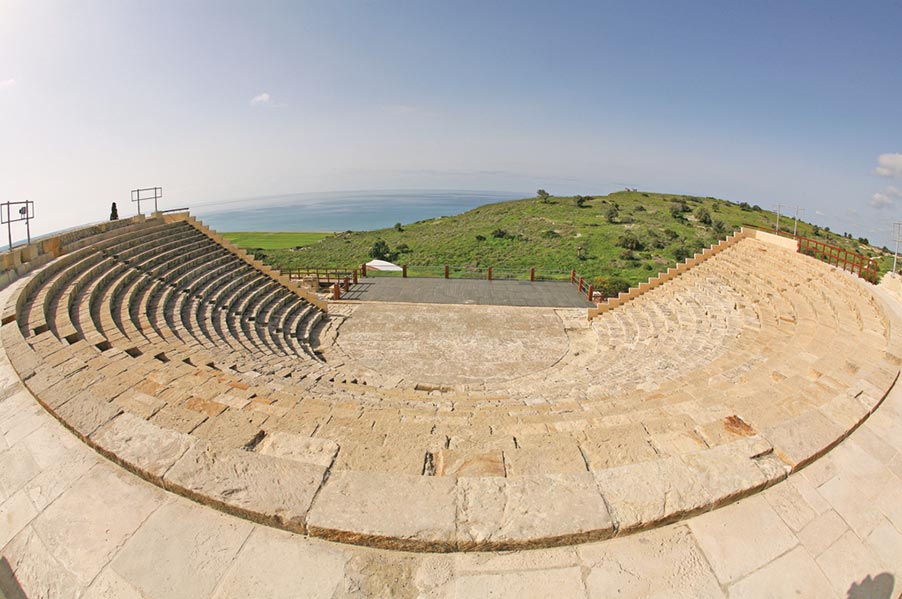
[1, 1, 901, 244]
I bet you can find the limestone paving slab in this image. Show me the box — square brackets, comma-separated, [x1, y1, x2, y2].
[163, 444, 325, 533]
[456, 474, 614, 550]
[306, 470, 457, 552]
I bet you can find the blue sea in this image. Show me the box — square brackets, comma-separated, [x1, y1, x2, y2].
[191, 190, 528, 232]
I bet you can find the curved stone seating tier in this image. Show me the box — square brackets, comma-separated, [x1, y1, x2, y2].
[2, 223, 900, 552]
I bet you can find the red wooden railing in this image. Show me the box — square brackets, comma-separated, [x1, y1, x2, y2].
[797, 237, 878, 283]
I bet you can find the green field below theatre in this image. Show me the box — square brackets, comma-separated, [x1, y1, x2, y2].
[221, 231, 332, 250]
[229, 191, 892, 290]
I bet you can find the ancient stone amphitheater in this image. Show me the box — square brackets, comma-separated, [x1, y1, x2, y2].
[1, 211, 901, 596]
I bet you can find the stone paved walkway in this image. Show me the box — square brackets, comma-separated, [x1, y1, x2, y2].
[1, 304, 901, 597]
[339, 276, 595, 308]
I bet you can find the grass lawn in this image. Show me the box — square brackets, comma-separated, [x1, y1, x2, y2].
[222, 231, 332, 250]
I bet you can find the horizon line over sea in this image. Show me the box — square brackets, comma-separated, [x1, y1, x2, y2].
[192, 189, 529, 233]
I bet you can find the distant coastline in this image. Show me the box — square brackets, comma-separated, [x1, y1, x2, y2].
[192, 189, 527, 232]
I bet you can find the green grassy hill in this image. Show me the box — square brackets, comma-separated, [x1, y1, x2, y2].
[231, 191, 892, 288]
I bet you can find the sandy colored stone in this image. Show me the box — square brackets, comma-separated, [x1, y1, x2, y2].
[210, 527, 348, 599]
[688, 495, 798, 585]
[453, 566, 587, 599]
[594, 456, 711, 533]
[255, 431, 339, 468]
[190, 408, 269, 450]
[727, 545, 835, 599]
[184, 395, 228, 418]
[0, 443, 40, 503]
[0, 489, 37, 550]
[306, 470, 457, 551]
[679, 439, 774, 507]
[111, 500, 253, 599]
[82, 568, 146, 599]
[149, 403, 208, 433]
[579, 525, 725, 599]
[163, 444, 325, 532]
[815, 530, 889, 596]
[110, 388, 166, 419]
[30, 466, 163, 586]
[90, 412, 196, 484]
[432, 449, 505, 477]
[762, 409, 845, 468]
[503, 444, 588, 476]
[456, 473, 613, 550]
[1, 526, 82, 599]
[762, 477, 818, 532]
[51, 394, 122, 440]
[336, 304, 570, 386]
[580, 432, 659, 470]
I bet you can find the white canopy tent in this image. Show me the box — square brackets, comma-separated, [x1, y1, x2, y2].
[365, 259, 403, 272]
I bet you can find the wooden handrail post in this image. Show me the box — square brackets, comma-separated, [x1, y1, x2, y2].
[587, 284, 594, 301]
[343, 277, 349, 292]
[530, 268, 535, 282]
[444, 265, 449, 279]
[402, 265, 407, 278]
[488, 266, 493, 281]
[332, 283, 340, 300]
[571, 270, 576, 284]
[352, 269, 358, 285]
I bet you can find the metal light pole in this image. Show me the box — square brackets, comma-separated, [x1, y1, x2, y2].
[893, 223, 902, 274]
[793, 207, 805, 237]
[777, 204, 801, 236]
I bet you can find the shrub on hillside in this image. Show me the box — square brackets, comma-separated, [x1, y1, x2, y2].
[617, 233, 644, 251]
[593, 276, 631, 299]
[606, 205, 619, 223]
[712, 219, 726, 235]
[475, 234, 486, 241]
[537, 189, 551, 203]
[695, 207, 712, 225]
[541, 230, 560, 239]
[491, 228, 515, 240]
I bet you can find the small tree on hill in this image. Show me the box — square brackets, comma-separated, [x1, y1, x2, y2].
[574, 195, 590, 208]
[537, 189, 551, 203]
[606, 205, 619, 223]
[369, 239, 392, 261]
[109, 202, 119, 221]
[712, 219, 726, 235]
[695, 206, 712, 225]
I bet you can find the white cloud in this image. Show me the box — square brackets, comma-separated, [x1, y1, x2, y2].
[874, 153, 902, 178]
[0, 78, 15, 89]
[250, 92, 271, 106]
[870, 186, 901, 209]
[815, 210, 825, 216]
[870, 192, 893, 208]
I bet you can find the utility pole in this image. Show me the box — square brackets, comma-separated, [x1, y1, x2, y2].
[777, 204, 801, 236]
[894, 223, 902, 274]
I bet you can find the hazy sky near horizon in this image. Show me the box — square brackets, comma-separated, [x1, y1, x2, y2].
[1, 1, 901, 244]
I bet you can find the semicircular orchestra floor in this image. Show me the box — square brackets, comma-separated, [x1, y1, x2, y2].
[3, 215, 899, 552]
